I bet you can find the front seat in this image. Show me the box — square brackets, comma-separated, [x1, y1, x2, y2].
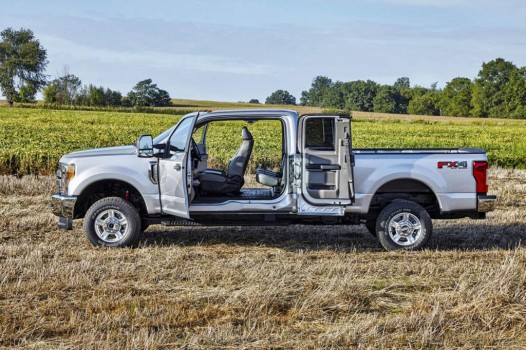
[198, 127, 254, 194]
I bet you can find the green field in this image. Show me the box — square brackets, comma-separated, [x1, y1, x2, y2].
[1, 107, 526, 175]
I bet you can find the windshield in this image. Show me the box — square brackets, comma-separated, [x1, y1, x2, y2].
[153, 125, 176, 145]
[153, 113, 199, 145]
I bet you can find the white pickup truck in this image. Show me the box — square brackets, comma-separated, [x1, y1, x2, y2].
[51, 109, 496, 251]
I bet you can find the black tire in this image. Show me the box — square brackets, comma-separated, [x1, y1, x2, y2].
[365, 220, 377, 237]
[141, 223, 150, 232]
[84, 197, 142, 247]
[376, 200, 432, 251]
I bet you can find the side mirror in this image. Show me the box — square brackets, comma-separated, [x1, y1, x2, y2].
[137, 134, 154, 158]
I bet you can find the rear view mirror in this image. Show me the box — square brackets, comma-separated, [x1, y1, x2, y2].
[137, 134, 154, 157]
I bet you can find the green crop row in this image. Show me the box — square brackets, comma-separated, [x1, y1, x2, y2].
[1, 108, 526, 176]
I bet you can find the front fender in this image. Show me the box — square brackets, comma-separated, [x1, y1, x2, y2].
[69, 167, 156, 197]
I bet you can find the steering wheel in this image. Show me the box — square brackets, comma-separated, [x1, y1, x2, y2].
[191, 138, 202, 161]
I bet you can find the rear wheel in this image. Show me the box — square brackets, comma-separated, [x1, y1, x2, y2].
[84, 197, 141, 247]
[376, 200, 432, 251]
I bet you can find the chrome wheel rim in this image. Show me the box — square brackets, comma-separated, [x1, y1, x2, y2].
[387, 212, 422, 246]
[94, 209, 130, 243]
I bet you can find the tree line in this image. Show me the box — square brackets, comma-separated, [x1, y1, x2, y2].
[0, 27, 172, 107]
[263, 58, 526, 119]
[290, 58, 526, 118]
[43, 75, 172, 107]
[2, 27, 526, 118]
[266, 58, 526, 118]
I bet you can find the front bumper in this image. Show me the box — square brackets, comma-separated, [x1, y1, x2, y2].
[50, 193, 77, 230]
[477, 195, 497, 213]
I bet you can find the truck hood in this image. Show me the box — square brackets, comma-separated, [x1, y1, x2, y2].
[63, 145, 136, 159]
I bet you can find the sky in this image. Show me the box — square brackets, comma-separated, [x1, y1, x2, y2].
[1, 0, 526, 102]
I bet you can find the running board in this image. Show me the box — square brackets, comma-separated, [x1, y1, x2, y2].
[160, 219, 288, 227]
[297, 198, 346, 216]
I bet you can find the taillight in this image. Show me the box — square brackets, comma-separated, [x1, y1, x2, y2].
[473, 161, 488, 193]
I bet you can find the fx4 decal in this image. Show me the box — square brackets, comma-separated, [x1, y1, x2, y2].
[438, 161, 468, 169]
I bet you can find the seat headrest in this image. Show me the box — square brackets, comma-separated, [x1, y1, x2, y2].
[241, 127, 253, 140]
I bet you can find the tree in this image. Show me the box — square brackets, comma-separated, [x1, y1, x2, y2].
[343, 80, 379, 112]
[300, 76, 333, 106]
[408, 92, 440, 116]
[502, 67, 526, 118]
[373, 86, 398, 113]
[248, 99, 260, 104]
[472, 58, 518, 118]
[0, 28, 48, 105]
[440, 77, 473, 117]
[373, 83, 410, 114]
[322, 81, 345, 109]
[127, 79, 172, 107]
[18, 84, 37, 103]
[105, 88, 123, 106]
[88, 85, 105, 106]
[265, 90, 296, 105]
[43, 73, 82, 104]
[392, 77, 411, 114]
[156, 88, 172, 107]
[394, 77, 410, 89]
[43, 84, 60, 104]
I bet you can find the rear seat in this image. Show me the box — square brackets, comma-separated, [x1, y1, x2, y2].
[256, 168, 282, 187]
[256, 155, 286, 189]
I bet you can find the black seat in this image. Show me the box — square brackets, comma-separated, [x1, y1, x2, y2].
[198, 127, 254, 194]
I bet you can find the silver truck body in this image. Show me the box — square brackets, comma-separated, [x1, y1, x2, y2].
[51, 109, 496, 250]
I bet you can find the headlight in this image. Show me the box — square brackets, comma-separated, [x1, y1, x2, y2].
[57, 163, 75, 193]
[65, 164, 75, 182]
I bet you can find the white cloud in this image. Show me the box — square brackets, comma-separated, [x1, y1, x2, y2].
[41, 36, 277, 76]
[379, 0, 466, 6]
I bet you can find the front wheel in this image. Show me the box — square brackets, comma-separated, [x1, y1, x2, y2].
[365, 220, 377, 237]
[376, 200, 432, 251]
[84, 197, 142, 247]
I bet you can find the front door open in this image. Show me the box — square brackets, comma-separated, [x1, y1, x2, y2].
[158, 115, 198, 218]
[299, 114, 354, 206]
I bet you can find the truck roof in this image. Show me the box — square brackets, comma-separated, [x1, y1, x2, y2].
[182, 109, 300, 122]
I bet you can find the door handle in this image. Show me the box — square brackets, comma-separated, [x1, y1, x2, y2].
[306, 164, 341, 171]
[320, 164, 341, 170]
[174, 163, 182, 171]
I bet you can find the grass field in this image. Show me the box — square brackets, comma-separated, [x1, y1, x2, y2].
[0, 168, 525, 349]
[1, 106, 526, 175]
[1, 103, 525, 348]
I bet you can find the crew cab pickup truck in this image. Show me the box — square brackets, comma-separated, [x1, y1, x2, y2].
[51, 110, 496, 251]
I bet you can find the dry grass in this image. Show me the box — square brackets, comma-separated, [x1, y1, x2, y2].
[0, 169, 525, 349]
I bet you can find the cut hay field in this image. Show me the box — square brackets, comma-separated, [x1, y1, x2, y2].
[1, 104, 526, 349]
[1, 106, 526, 175]
[0, 169, 525, 349]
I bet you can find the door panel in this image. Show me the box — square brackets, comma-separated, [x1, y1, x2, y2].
[158, 115, 198, 218]
[159, 152, 189, 218]
[300, 115, 353, 205]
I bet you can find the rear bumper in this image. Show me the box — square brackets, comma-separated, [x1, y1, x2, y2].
[50, 193, 77, 230]
[477, 195, 497, 213]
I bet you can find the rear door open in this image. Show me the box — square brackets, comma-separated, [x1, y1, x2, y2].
[299, 114, 354, 206]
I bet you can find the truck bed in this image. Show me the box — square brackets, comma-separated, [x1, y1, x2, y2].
[353, 148, 486, 154]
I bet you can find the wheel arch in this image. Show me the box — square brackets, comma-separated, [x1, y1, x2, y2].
[74, 179, 147, 219]
[367, 178, 441, 218]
